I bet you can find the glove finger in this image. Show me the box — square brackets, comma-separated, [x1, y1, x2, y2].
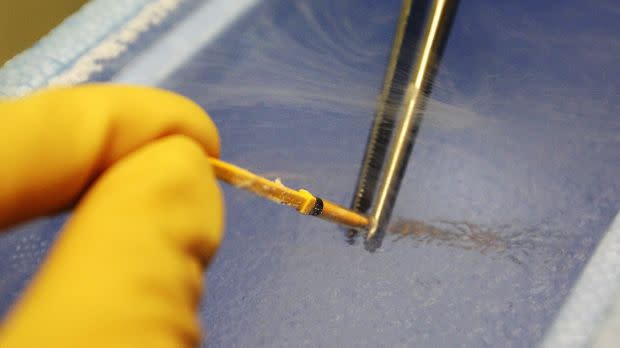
[0, 84, 219, 228]
[0, 135, 224, 348]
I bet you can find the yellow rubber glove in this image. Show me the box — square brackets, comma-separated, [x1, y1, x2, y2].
[0, 84, 224, 348]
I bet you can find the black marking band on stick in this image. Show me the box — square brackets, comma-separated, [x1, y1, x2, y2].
[310, 197, 324, 216]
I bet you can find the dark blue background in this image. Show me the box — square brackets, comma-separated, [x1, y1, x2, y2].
[1, 0, 619, 346]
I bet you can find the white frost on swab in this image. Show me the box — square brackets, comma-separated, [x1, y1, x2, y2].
[274, 178, 285, 187]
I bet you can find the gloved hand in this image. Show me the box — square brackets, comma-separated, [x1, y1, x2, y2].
[0, 84, 224, 348]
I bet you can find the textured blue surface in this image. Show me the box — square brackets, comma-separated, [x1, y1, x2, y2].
[0, 0, 154, 96]
[1, 0, 620, 347]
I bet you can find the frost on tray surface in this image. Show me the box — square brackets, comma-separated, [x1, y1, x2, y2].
[159, 0, 620, 346]
[0, 0, 604, 347]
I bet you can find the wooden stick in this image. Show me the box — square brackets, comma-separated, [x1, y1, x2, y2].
[209, 158, 370, 229]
